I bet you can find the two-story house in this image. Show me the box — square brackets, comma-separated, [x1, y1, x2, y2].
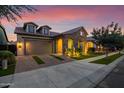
[14, 22, 95, 56]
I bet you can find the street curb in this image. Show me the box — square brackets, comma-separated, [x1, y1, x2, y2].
[68, 55, 124, 88]
[85, 55, 124, 88]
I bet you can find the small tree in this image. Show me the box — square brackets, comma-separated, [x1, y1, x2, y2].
[91, 22, 123, 57]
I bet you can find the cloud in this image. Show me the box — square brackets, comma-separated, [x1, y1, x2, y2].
[7, 33, 17, 41]
[1, 5, 124, 41]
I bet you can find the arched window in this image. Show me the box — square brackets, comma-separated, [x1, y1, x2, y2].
[68, 39, 73, 49]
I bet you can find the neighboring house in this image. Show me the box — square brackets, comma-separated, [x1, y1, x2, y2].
[14, 22, 95, 56]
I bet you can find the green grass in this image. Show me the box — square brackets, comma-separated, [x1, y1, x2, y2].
[0, 51, 16, 77]
[51, 55, 64, 60]
[0, 65, 16, 77]
[71, 53, 104, 60]
[32, 56, 45, 64]
[90, 54, 123, 65]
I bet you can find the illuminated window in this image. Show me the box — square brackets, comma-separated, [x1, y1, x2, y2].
[68, 39, 73, 49]
[87, 42, 94, 48]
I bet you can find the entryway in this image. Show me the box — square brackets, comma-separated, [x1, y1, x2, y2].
[56, 38, 63, 55]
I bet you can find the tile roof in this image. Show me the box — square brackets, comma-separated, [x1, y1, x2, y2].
[14, 24, 89, 38]
[62, 26, 88, 35]
[14, 27, 60, 37]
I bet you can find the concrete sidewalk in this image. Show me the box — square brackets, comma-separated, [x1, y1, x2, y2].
[69, 55, 124, 87]
[96, 57, 124, 88]
[0, 52, 122, 88]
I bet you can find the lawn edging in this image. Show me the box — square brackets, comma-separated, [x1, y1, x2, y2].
[72, 52, 118, 63]
[90, 54, 123, 65]
[50, 55, 64, 61]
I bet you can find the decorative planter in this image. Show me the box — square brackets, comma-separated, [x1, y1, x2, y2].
[2, 59, 8, 70]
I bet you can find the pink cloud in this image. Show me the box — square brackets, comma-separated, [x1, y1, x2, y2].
[0, 6, 124, 42]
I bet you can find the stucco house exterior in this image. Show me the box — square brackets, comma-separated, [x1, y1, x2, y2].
[14, 22, 95, 56]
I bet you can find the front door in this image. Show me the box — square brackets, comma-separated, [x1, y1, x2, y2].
[57, 38, 63, 54]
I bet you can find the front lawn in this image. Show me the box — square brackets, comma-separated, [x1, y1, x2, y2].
[51, 55, 64, 61]
[0, 64, 16, 77]
[32, 56, 45, 64]
[71, 53, 104, 60]
[90, 54, 123, 65]
[0, 51, 16, 77]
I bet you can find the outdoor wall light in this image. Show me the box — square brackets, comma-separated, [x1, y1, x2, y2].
[18, 41, 22, 48]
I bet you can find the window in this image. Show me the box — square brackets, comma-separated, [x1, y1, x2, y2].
[42, 27, 49, 35]
[68, 39, 73, 49]
[87, 42, 94, 48]
[44, 29, 48, 35]
[28, 25, 36, 33]
[80, 31, 83, 36]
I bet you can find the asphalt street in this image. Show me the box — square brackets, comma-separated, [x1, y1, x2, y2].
[96, 57, 124, 88]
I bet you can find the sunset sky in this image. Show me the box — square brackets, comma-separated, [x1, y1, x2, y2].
[1, 5, 124, 41]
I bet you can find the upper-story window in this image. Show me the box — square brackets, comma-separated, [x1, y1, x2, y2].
[27, 24, 36, 33]
[24, 23, 38, 33]
[42, 27, 49, 35]
[80, 31, 83, 36]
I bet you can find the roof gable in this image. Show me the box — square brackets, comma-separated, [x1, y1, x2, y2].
[23, 22, 38, 29]
[14, 27, 60, 37]
[62, 26, 88, 35]
[37, 25, 52, 32]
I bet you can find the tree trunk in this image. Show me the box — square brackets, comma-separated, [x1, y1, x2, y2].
[119, 48, 121, 55]
[105, 48, 108, 57]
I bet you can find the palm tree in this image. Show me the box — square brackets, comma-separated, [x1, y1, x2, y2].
[0, 5, 36, 22]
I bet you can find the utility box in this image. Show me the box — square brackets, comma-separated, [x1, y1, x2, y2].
[2, 59, 8, 70]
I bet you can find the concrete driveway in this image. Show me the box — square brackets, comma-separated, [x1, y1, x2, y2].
[15, 55, 74, 73]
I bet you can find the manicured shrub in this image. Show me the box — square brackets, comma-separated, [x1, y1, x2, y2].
[0, 50, 16, 66]
[75, 48, 82, 56]
[65, 48, 73, 56]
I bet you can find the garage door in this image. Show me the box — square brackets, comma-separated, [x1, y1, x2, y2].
[25, 39, 52, 55]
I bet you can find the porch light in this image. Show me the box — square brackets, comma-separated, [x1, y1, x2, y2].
[17, 41, 22, 48]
